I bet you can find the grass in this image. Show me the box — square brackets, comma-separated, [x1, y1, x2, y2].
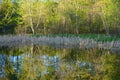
[31, 33, 120, 42]
[79, 34, 120, 42]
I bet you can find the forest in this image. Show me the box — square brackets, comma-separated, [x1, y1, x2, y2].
[0, 0, 120, 35]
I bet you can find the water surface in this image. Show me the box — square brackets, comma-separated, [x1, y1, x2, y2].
[0, 36, 120, 80]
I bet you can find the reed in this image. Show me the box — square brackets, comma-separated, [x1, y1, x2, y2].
[0, 35, 119, 52]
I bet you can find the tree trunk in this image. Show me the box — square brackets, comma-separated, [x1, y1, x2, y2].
[100, 15, 109, 35]
[89, 13, 92, 33]
[28, 0, 34, 34]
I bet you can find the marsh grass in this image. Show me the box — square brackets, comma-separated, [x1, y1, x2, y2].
[0, 35, 120, 53]
[32, 34, 120, 42]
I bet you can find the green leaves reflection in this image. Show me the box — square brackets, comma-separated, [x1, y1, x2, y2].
[0, 46, 120, 80]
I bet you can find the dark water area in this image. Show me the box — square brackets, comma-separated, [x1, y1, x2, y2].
[0, 46, 120, 80]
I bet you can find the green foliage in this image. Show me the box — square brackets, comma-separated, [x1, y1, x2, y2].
[0, 46, 120, 80]
[0, 0, 23, 34]
[0, 0, 120, 35]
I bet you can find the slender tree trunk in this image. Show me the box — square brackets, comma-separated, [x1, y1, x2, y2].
[76, 12, 79, 34]
[36, 3, 41, 33]
[75, 1, 79, 34]
[100, 15, 109, 35]
[89, 13, 92, 33]
[28, 0, 34, 34]
[100, 7, 109, 35]
[44, 24, 46, 34]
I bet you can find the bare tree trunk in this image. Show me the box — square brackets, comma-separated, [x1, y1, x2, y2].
[100, 7, 109, 35]
[44, 24, 46, 34]
[76, 12, 79, 34]
[36, 2, 41, 33]
[28, 0, 34, 34]
[89, 13, 92, 33]
[100, 15, 109, 35]
[75, 1, 79, 34]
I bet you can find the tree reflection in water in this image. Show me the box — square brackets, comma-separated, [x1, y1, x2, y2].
[0, 46, 120, 80]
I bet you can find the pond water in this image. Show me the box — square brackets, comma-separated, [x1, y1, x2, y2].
[0, 36, 120, 80]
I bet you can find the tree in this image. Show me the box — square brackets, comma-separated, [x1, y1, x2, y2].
[0, 0, 23, 34]
[11, 0, 120, 35]
[91, 0, 116, 35]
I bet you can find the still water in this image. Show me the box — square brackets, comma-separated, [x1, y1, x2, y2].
[0, 36, 120, 80]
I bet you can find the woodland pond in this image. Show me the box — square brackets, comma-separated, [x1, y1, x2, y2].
[0, 35, 120, 80]
[1, 0, 120, 79]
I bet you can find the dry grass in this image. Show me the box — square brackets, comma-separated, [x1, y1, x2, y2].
[0, 35, 120, 52]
